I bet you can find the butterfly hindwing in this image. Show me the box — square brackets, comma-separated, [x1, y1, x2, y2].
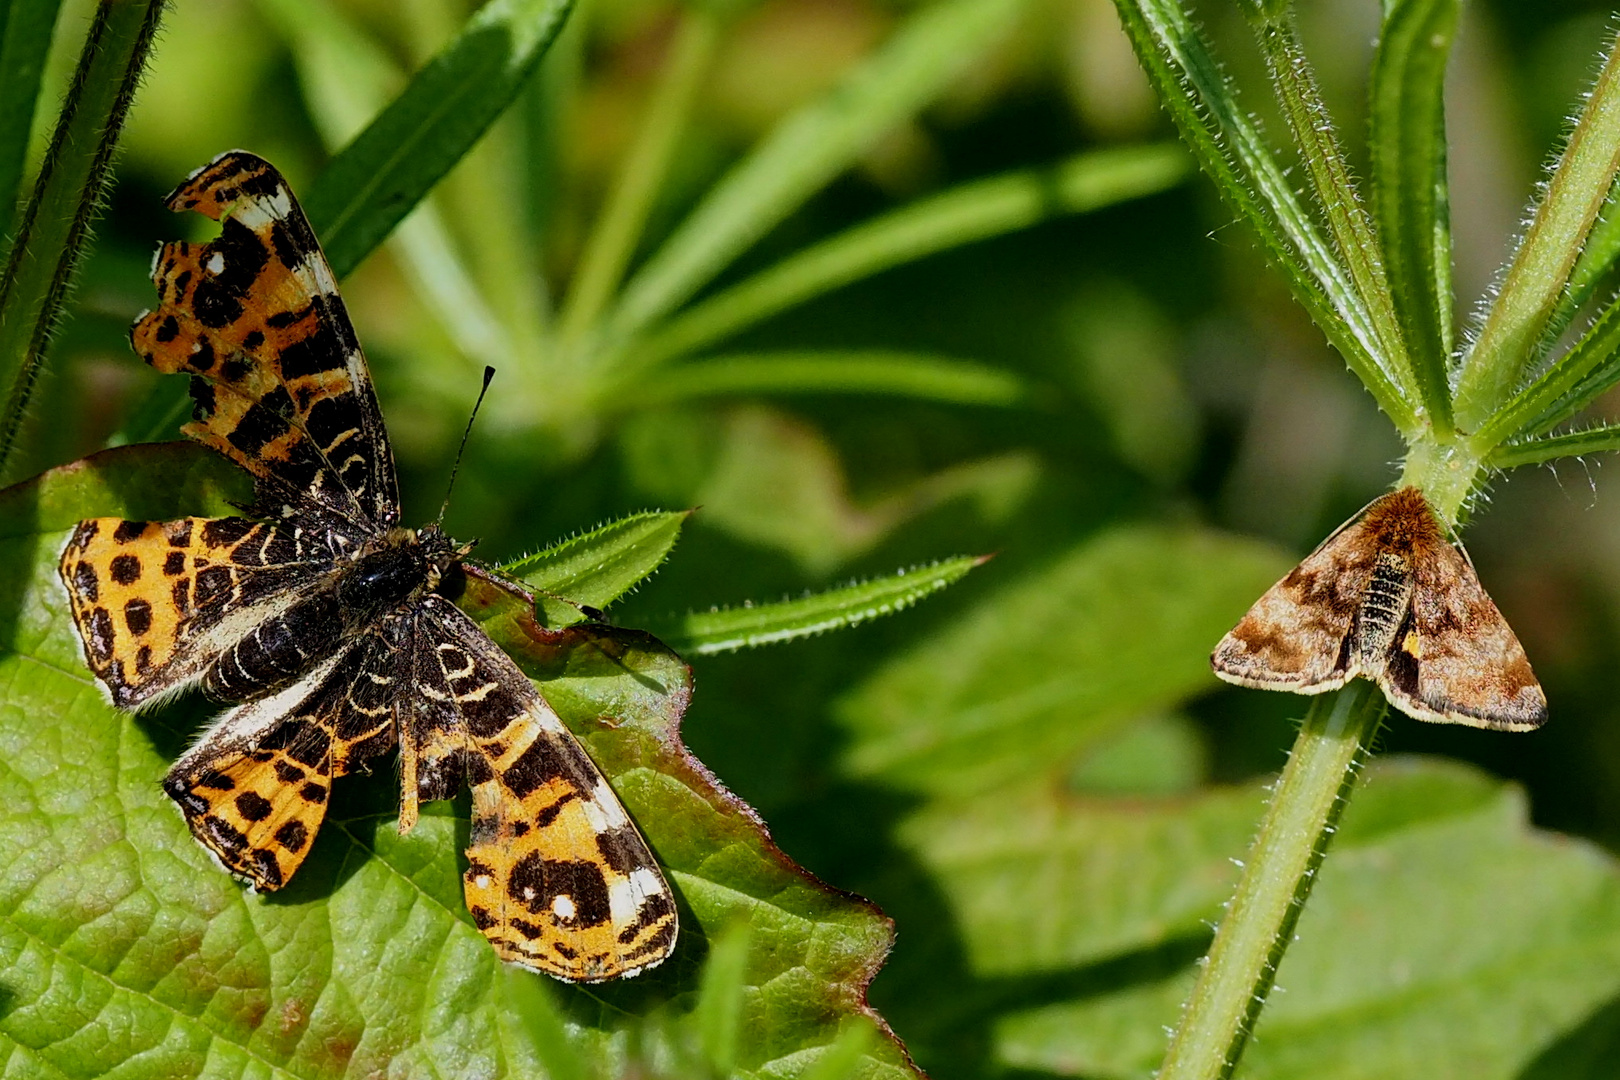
[130, 150, 396, 530]
[1385, 538, 1547, 730]
[408, 598, 677, 981]
[164, 632, 401, 889]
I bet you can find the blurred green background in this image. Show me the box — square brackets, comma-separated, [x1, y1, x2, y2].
[14, 0, 1620, 1074]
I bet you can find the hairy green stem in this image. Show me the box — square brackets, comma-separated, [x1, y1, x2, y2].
[0, 0, 164, 482]
[1159, 683, 1385, 1080]
[556, 6, 719, 353]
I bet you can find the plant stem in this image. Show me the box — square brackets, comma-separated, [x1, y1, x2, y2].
[1453, 26, 1620, 430]
[0, 0, 164, 483]
[556, 6, 719, 353]
[1158, 683, 1385, 1080]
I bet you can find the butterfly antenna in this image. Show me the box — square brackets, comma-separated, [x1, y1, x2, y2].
[437, 366, 496, 527]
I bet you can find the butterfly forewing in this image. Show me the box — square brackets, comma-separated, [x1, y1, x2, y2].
[1210, 512, 1378, 693]
[1393, 538, 1546, 730]
[59, 515, 333, 707]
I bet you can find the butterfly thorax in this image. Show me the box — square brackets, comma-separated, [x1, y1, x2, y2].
[337, 526, 458, 627]
[203, 524, 462, 704]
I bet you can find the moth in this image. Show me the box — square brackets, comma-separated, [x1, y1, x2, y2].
[1211, 486, 1547, 730]
[56, 150, 677, 980]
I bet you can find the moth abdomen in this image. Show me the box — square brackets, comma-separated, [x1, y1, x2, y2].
[1356, 553, 1413, 662]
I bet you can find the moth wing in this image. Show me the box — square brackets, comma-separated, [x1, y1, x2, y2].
[406, 597, 677, 982]
[1379, 541, 1548, 730]
[59, 516, 329, 708]
[1211, 513, 1380, 692]
[163, 632, 399, 890]
[130, 150, 397, 531]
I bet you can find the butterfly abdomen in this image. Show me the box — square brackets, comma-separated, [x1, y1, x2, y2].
[204, 590, 345, 701]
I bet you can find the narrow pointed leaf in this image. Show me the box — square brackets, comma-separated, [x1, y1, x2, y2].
[1455, 27, 1620, 428]
[630, 144, 1190, 369]
[603, 0, 1027, 350]
[1250, 11, 1427, 429]
[1369, 0, 1460, 417]
[629, 351, 1027, 407]
[656, 556, 988, 656]
[498, 509, 690, 626]
[300, 0, 575, 278]
[1111, 0, 1416, 434]
[0, 0, 164, 479]
[1489, 423, 1620, 469]
[1543, 178, 1620, 348]
[1471, 284, 1620, 447]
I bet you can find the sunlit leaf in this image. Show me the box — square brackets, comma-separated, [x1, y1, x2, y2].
[0, 447, 915, 1078]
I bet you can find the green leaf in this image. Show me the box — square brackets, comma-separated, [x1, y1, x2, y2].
[901, 776, 1269, 976]
[1489, 422, 1620, 470]
[1455, 26, 1620, 429]
[628, 144, 1190, 370]
[629, 351, 1027, 408]
[601, 0, 1028, 351]
[1471, 284, 1620, 448]
[835, 524, 1290, 794]
[1545, 174, 1620, 346]
[0, 449, 914, 1078]
[0, 0, 164, 479]
[657, 555, 988, 656]
[1110, 0, 1417, 435]
[986, 759, 1620, 1079]
[301, 0, 575, 279]
[497, 510, 690, 627]
[1368, 0, 1460, 415]
[0, 0, 63, 230]
[1248, 9, 1429, 430]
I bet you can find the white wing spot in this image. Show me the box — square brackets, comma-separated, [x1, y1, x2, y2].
[206, 252, 225, 275]
[582, 781, 630, 831]
[552, 894, 576, 920]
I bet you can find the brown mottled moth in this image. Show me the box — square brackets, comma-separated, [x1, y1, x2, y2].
[1211, 486, 1547, 730]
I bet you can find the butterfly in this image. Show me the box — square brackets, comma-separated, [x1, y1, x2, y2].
[1211, 486, 1547, 730]
[56, 150, 677, 981]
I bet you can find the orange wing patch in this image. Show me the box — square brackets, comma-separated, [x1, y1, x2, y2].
[59, 515, 325, 708]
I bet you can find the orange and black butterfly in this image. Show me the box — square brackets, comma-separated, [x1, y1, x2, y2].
[57, 151, 676, 981]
